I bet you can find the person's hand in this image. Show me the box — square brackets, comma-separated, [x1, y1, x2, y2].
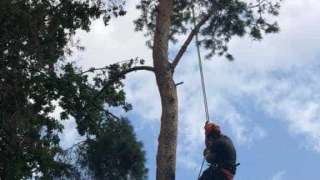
[203, 148, 210, 158]
[203, 148, 215, 163]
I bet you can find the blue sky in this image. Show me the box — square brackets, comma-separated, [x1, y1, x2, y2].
[59, 0, 320, 179]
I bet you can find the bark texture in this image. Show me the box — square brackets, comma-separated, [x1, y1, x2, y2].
[152, 0, 178, 180]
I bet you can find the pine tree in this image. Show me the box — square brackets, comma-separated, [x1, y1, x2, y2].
[134, 0, 282, 179]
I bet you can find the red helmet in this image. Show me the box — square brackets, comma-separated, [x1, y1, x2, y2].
[204, 122, 221, 136]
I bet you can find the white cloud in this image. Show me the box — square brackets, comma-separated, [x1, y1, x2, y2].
[124, 72, 160, 122]
[59, 118, 84, 149]
[238, 66, 320, 152]
[270, 170, 286, 180]
[49, 101, 84, 149]
[70, 0, 152, 68]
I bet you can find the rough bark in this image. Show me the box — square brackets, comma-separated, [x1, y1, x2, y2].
[152, 0, 178, 180]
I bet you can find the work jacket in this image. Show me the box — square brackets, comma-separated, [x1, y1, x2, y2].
[204, 134, 237, 174]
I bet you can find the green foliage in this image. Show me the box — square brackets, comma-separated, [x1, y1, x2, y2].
[0, 0, 129, 179]
[135, 0, 282, 60]
[75, 118, 148, 180]
[58, 60, 141, 136]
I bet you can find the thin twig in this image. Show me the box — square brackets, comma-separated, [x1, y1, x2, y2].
[248, 0, 267, 9]
[80, 67, 110, 75]
[104, 110, 121, 121]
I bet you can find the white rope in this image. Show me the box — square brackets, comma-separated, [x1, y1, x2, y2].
[191, 5, 211, 180]
[192, 6, 210, 124]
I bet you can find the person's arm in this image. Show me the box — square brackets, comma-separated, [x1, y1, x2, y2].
[203, 148, 216, 163]
[204, 136, 218, 163]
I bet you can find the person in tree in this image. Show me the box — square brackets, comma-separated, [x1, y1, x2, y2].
[199, 122, 238, 180]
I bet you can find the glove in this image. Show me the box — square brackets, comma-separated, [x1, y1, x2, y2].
[203, 148, 215, 163]
[203, 148, 210, 157]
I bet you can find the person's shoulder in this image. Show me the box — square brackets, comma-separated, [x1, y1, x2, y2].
[219, 135, 234, 145]
[221, 134, 231, 140]
[217, 134, 226, 139]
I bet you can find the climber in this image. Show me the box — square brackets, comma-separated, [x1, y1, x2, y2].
[199, 122, 238, 180]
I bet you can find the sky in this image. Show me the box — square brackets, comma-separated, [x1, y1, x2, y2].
[59, 0, 320, 179]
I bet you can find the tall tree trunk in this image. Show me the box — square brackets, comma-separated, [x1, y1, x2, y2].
[152, 0, 178, 180]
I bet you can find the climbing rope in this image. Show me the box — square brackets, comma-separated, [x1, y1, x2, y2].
[191, 6, 210, 124]
[191, 5, 211, 180]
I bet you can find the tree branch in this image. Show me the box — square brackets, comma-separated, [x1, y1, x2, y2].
[103, 110, 121, 121]
[95, 65, 154, 100]
[171, 14, 211, 69]
[248, 0, 268, 9]
[80, 67, 110, 75]
[80, 57, 151, 75]
[77, 65, 154, 132]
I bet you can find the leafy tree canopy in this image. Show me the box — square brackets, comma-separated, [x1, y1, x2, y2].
[71, 118, 148, 180]
[0, 0, 149, 179]
[135, 0, 282, 60]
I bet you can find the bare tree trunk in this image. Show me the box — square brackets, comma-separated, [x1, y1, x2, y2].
[152, 0, 178, 180]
